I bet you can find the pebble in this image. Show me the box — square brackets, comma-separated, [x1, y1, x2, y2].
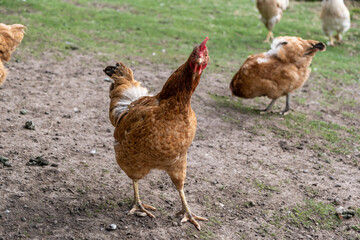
[303, 169, 309, 173]
[73, 107, 79, 113]
[3, 162, 11, 167]
[4, 210, 10, 213]
[21, 217, 26, 221]
[20, 109, 27, 115]
[105, 223, 117, 231]
[136, 212, 147, 217]
[172, 221, 178, 226]
[26, 156, 49, 166]
[329, 176, 335, 180]
[90, 150, 96, 155]
[104, 77, 112, 82]
[24, 120, 35, 130]
[51, 163, 59, 167]
[335, 184, 341, 188]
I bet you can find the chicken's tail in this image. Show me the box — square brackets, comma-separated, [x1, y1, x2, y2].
[104, 62, 149, 127]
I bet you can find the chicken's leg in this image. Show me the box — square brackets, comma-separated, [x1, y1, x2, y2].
[280, 93, 290, 115]
[258, 98, 277, 114]
[167, 160, 207, 231]
[128, 180, 156, 218]
[335, 33, 342, 43]
[264, 31, 273, 43]
[329, 36, 335, 46]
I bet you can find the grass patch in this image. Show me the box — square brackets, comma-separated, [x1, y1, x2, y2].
[274, 112, 360, 154]
[272, 200, 341, 230]
[254, 180, 280, 193]
[2, 0, 358, 75]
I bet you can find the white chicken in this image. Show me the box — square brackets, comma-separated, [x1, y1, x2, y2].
[320, 0, 351, 46]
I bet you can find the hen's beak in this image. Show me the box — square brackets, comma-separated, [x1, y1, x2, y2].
[194, 57, 204, 75]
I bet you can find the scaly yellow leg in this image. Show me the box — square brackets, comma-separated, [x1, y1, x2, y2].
[128, 180, 156, 218]
[176, 189, 207, 231]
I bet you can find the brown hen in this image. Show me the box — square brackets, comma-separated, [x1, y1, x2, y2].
[103, 37, 209, 230]
[230, 36, 325, 115]
[0, 23, 26, 86]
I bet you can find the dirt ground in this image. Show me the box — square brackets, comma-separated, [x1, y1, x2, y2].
[0, 51, 359, 240]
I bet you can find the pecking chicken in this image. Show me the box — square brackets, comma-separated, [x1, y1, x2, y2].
[0, 23, 26, 86]
[230, 36, 325, 115]
[256, 0, 289, 43]
[103, 37, 210, 230]
[320, 0, 351, 46]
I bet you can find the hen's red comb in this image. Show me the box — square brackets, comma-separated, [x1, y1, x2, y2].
[199, 37, 209, 52]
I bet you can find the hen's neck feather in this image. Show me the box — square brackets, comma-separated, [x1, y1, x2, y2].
[156, 61, 200, 107]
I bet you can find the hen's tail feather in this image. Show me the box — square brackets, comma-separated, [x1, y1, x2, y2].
[104, 62, 149, 127]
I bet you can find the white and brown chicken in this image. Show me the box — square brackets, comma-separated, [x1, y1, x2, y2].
[256, 0, 289, 43]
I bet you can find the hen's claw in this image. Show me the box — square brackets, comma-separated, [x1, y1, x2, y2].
[176, 209, 207, 231]
[128, 202, 156, 218]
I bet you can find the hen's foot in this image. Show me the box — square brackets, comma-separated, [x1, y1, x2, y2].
[279, 110, 290, 115]
[176, 209, 207, 231]
[128, 202, 156, 218]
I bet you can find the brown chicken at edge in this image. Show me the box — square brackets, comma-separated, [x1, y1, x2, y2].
[103, 37, 209, 230]
[230, 36, 325, 115]
[0, 23, 26, 86]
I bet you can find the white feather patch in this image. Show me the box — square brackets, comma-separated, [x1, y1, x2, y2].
[257, 57, 269, 64]
[266, 37, 286, 56]
[113, 86, 149, 116]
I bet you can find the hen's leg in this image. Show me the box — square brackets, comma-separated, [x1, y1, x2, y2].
[329, 36, 335, 47]
[167, 160, 207, 231]
[258, 99, 277, 114]
[280, 93, 290, 115]
[335, 33, 342, 43]
[128, 180, 156, 218]
[264, 31, 272, 43]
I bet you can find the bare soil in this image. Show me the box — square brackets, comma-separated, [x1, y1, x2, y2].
[0, 51, 359, 240]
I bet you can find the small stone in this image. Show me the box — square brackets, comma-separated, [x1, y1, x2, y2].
[26, 156, 49, 166]
[3, 162, 11, 167]
[90, 150, 96, 155]
[0, 156, 9, 163]
[219, 203, 224, 208]
[51, 163, 58, 167]
[24, 120, 35, 130]
[335, 184, 341, 188]
[172, 221, 178, 226]
[104, 77, 112, 82]
[105, 224, 117, 231]
[329, 176, 335, 180]
[73, 107, 79, 113]
[333, 198, 341, 205]
[21, 217, 26, 221]
[4, 210, 10, 214]
[136, 212, 147, 217]
[303, 169, 309, 173]
[20, 109, 27, 115]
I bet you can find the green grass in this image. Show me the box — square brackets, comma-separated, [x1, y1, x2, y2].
[279, 113, 360, 154]
[272, 200, 341, 230]
[2, 0, 359, 74]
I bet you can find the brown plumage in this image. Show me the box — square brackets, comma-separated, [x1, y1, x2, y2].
[0, 23, 26, 85]
[103, 37, 209, 230]
[256, 0, 289, 42]
[230, 36, 325, 115]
